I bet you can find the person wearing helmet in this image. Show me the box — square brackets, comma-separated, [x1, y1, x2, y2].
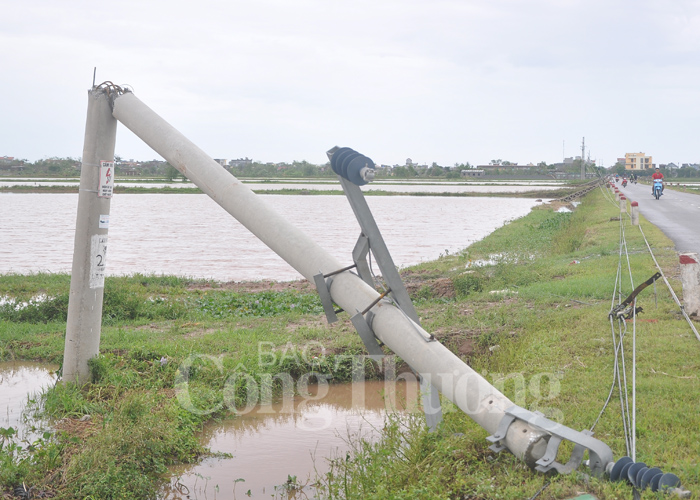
[651, 167, 664, 195]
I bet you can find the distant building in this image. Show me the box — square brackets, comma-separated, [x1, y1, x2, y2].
[476, 164, 530, 170]
[213, 159, 229, 167]
[118, 167, 140, 176]
[229, 158, 253, 168]
[625, 152, 653, 171]
[118, 160, 141, 168]
[0, 156, 24, 173]
[461, 169, 484, 177]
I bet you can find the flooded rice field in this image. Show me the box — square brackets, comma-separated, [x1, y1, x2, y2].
[0, 178, 566, 194]
[160, 380, 420, 500]
[1, 193, 543, 281]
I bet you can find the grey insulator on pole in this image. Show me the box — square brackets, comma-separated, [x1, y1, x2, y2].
[111, 91, 552, 466]
[63, 88, 117, 385]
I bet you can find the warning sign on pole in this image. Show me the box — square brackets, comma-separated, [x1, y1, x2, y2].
[98, 161, 114, 198]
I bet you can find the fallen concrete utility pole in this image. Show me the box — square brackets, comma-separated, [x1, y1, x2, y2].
[110, 89, 613, 475]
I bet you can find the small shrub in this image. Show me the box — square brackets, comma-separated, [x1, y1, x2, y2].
[88, 355, 110, 384]
[0, 293, 69, 323]
[193, 290, 324, 318]
[453, 274, 483, 297]
[414, 285, 435, 301]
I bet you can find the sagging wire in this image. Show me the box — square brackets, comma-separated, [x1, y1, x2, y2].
[526, 481, 551, 500]
[621, 216, 639, 460]
[632, 296, 638, 462]
[590, 316, 627, 431]
[617, 318, 633, 457]
[636, 223, 700, 343]
[93, 81, 128, 96]
[592, 198, 637, 458]
[599, 183, 620, 208]
[598, 181, 698, 477]
[604, 178, 698, 342]
[618, 209, 637, 459]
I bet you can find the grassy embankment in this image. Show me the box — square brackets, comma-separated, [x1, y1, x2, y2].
[1, 187, 699, 499]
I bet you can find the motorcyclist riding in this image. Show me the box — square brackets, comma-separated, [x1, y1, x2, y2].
[651, 167, 664, 196]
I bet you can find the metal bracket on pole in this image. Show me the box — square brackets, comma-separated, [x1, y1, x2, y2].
[420, 374, 443, 432]
[609, 272, 662, 318]
[313, 263, 362, 324]
[486, 406, 613, 477]
[313, 273, 339, 324]
[327, 147, 443, 431]
[352, 234, 374, 288]
[336, 174, 420, 322]
[350, 310, 384, 357]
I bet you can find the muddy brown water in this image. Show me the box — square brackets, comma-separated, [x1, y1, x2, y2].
[0, 361, 58, 440]
[1, 363, 419, 498]
[160, 380, 420, 500]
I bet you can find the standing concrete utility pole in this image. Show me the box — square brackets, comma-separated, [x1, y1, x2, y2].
[111, 90, 613, 476]
[680, 253, 700, 317]
[63, 86, 117, 385]
[581, 137, 586, 180]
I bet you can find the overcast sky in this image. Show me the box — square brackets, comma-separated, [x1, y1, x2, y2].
[2, 0, 698, 167]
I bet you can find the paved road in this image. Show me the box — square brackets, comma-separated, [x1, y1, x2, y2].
[616, 181, 700, 255]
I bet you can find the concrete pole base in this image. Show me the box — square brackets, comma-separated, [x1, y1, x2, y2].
[630, 201, 639, 225]
[680, 253, 700, 317]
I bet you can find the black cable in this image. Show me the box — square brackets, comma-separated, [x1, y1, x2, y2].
[526, 481, 551, 500]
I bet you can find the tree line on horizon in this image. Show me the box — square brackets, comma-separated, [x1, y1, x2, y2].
[13, 155, 698, 179]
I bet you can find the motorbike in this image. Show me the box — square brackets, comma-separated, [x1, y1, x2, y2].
[653, 179, 663, 200]
[622, 179, 628, 187]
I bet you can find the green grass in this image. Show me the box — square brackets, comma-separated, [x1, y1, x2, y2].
[323, 188, 699, 499]
[1, 187, 699, 499]
[0, 274, 370, 498]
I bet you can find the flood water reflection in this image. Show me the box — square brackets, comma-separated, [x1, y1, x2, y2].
[160, 380, 420, 500]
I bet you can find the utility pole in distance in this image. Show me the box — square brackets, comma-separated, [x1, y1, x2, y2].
[581, 137, 586, 180]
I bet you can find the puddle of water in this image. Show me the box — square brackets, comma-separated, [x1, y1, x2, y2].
[160, 380, 420, 500]
[0, 361, 58, 440]
[0, 294, 50, 310]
